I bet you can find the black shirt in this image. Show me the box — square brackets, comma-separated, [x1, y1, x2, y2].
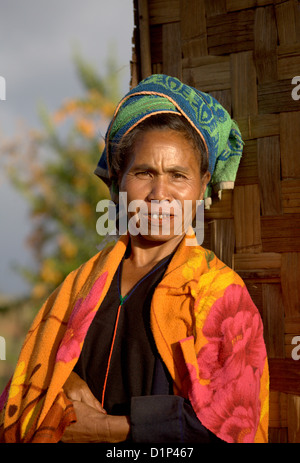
[74, 253, 173, 415]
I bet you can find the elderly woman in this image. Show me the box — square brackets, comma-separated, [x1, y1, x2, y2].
[0, 75, 269, 444]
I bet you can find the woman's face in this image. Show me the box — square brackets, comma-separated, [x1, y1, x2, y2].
[118, 129, 210, 244]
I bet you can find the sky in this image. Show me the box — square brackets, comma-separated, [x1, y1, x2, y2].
[0, 0, 134, 296]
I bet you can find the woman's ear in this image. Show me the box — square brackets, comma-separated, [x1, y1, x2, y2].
[199, 171, 211, 199]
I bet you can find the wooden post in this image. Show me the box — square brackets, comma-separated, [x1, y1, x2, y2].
[138, 0, 152, 79]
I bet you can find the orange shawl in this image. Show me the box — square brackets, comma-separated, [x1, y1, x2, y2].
[0, 233, 269, 443]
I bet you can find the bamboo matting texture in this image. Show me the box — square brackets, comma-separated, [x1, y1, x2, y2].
[131, 0, 300, 443]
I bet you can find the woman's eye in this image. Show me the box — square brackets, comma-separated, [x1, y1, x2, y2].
[136, 171, 151, 177]
[172, 173, 186, 179]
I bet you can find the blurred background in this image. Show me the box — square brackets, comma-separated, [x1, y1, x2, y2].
[0, 0, 134, 390]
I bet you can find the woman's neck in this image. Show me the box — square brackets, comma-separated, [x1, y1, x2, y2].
[126, 234, 184, 268]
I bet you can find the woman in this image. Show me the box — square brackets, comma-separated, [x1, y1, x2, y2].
[0, 75, 269, 443]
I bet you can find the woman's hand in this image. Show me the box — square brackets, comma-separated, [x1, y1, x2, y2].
[62, 371, 130, 443]
[61, 401, 130, 443]
[63, 371, 105, 413]
[61, 401, 109, 443]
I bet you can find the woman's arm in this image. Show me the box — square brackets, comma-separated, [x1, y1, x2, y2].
[62, 372, 221, 443]
[130, 395, 224, 443]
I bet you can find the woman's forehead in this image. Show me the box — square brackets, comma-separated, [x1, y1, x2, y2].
[128, 129, 201, 166]
[134, 129, 190, 149]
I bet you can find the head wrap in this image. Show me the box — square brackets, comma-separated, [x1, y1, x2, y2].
[95, 74, 243, 208]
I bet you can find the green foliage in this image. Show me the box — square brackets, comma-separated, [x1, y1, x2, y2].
[1, 53, 120, 301]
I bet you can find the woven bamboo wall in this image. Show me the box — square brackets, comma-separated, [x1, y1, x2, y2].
[131, 0, 300, 443]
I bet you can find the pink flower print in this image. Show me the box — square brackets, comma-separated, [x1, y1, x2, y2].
[56, 272, 108, 364]
[197, 284, 266, 387]
[184, 362, 213, 411]
[199, 365, 261, 443]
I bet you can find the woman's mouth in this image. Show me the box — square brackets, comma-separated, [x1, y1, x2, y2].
[144, 212, 176, 232]
[149, 213, 173, 220]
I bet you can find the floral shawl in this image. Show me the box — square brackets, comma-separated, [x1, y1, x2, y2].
[0, 232, 269, 443]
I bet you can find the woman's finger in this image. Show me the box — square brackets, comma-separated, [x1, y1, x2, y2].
[82, 389, 107, 414]
[64, 371, 106, 413]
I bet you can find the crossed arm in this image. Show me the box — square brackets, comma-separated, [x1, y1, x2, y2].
[62, 371, 222, 444]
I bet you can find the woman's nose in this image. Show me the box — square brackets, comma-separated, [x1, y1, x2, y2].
[146, 176, 172, 202]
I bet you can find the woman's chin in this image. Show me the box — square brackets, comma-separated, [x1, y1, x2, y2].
[131, 230, 185, 246]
